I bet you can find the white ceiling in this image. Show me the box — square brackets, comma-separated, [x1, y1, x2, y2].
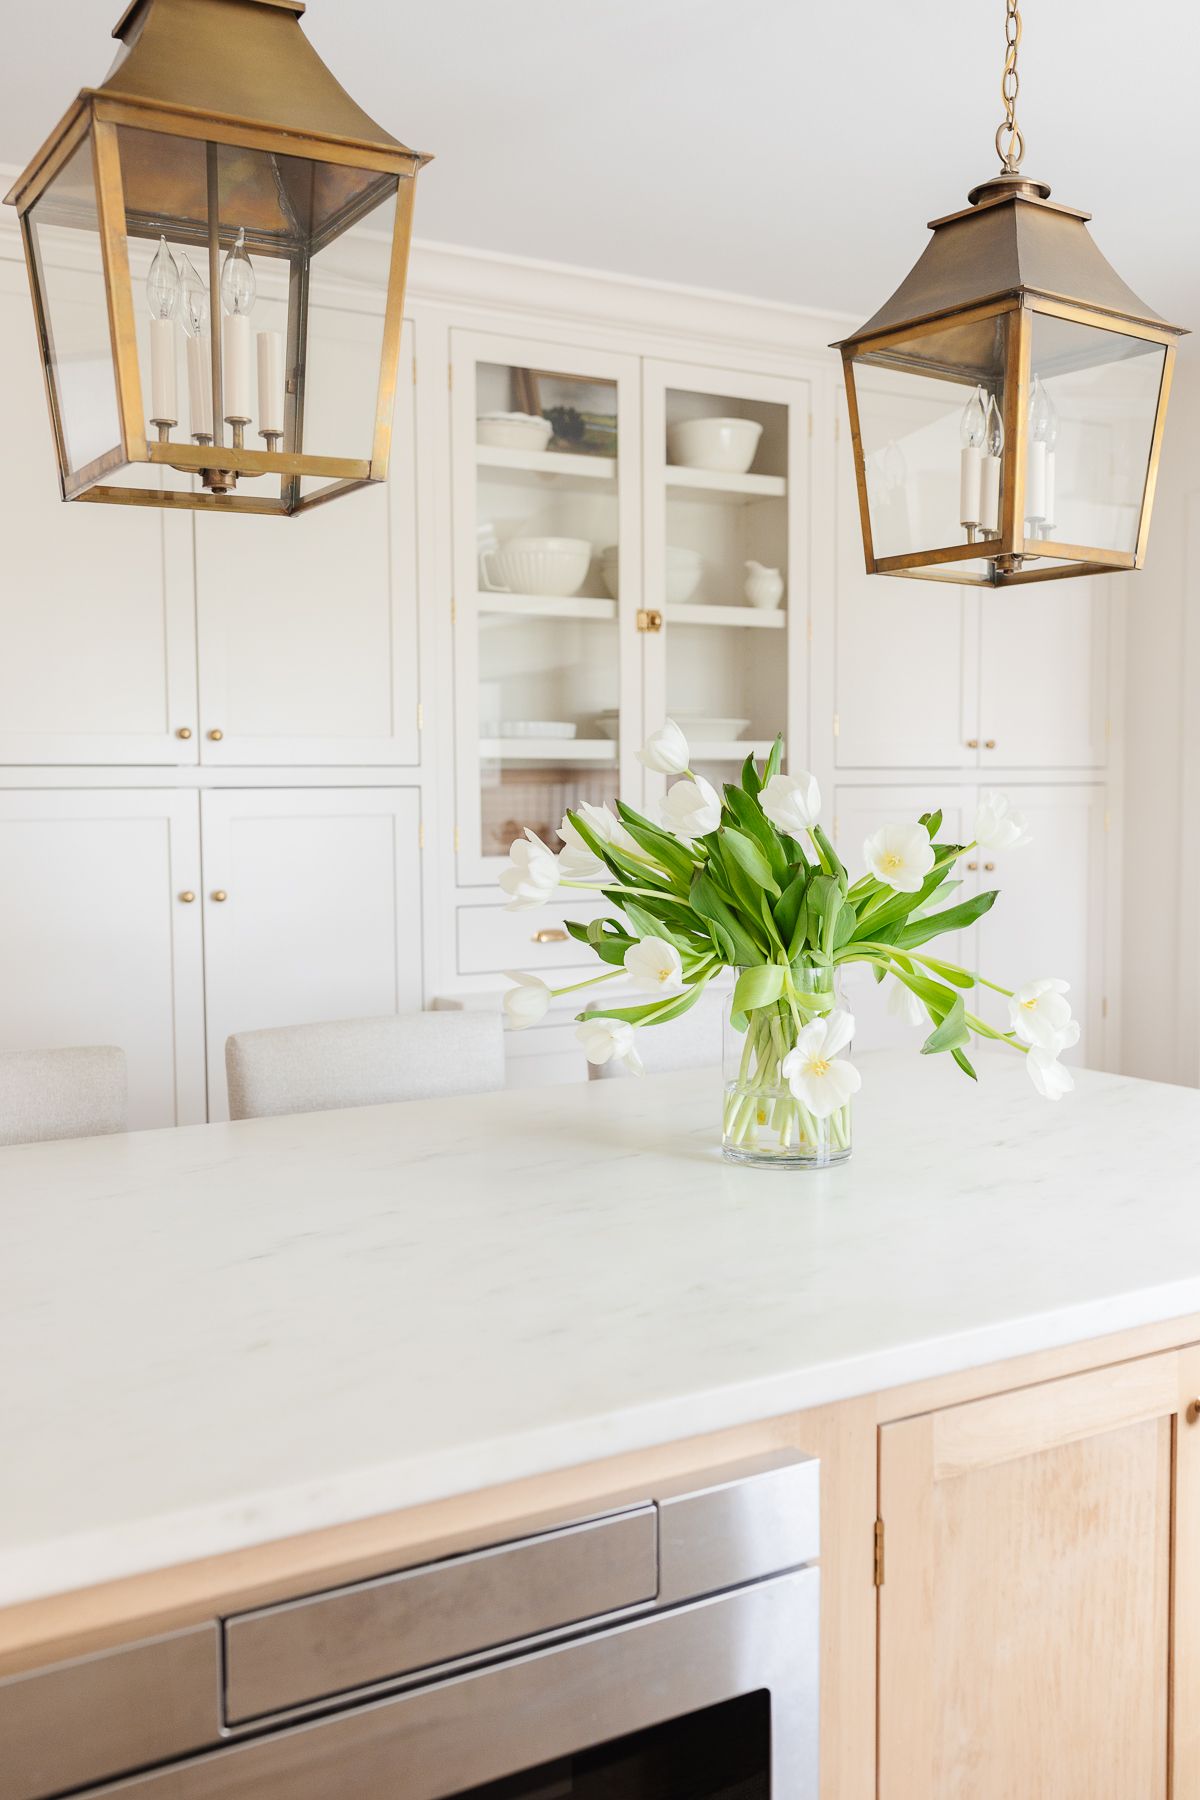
[2, 0, 1197, 329]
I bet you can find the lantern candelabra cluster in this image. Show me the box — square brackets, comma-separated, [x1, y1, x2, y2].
[146, 231, 283, 457]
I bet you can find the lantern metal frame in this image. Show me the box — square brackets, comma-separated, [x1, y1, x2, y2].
[4, 0, 429, 516]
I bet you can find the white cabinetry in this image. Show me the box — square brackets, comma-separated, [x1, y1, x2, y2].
[0, 791, 205, 1126]
[201, 789, 424, 1118]
[0, 263, 198, 766]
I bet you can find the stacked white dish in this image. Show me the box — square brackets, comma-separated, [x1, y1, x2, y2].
[598, 544, 703, 605]
[666, 417, 763, 474]
[483, 721, 578, 740]
[594, 711, 750, 743]
[476, 412, 554, 452]
[480, 537, 592, 597]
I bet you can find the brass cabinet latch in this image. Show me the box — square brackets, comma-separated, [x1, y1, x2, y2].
[637, 608, 663, 633]
[874, 1518, 885, 1587]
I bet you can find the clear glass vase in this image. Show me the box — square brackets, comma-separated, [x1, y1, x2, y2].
[721, 964, 852, 1169]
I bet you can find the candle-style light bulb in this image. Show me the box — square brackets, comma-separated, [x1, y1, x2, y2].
[1027, 376, 1058, 531]
[219, 228, 255, 439]
[180, 257, 213, 445]
[959, 385, 987, 533]
[146, 236, 180, 436]
[979, 393, 1004, 535]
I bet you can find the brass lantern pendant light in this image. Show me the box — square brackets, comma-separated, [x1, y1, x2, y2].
[5, 0, 430, 516]
[835, 0, 1185, 586]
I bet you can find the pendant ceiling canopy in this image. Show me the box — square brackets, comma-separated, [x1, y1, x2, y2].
[5, 0, 431, 516]
[834, 2, 1185, 587]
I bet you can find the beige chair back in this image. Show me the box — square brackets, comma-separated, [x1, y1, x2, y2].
[225, 1012, 505, 1121]
[0, 1046, 127, 1147]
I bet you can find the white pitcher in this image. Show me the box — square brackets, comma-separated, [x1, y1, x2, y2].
[744, 561, 785, 610]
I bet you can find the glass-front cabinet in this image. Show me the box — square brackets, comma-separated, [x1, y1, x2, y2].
[451, 332, 642, 884]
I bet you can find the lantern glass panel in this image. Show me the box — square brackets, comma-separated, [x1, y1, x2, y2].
[301, 180, 399, 475]
[852, 312, 1011, 563]
[1027, 311, 1166, 556]
[25, 132, 122, 478]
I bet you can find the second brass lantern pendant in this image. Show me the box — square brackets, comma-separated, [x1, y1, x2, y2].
[5, 0, 429, 516]
[835, 0, 1185, 586]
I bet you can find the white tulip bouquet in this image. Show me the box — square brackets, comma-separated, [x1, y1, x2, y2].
[500, 720, 1079, 1165]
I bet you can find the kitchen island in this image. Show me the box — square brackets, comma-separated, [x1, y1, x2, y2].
[4, 1051, 1200, 1799]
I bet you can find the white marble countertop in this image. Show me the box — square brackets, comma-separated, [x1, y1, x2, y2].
[4, 1051, 1200, 1608]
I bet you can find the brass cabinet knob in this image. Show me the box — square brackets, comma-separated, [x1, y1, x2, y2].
[984, 861, 996, 872]
[176, 726, 193, 740]
[531, 927, 568, 944]
[211, 890, 228, 903]
[966, 738, 979, 749]
[984, 738, 997, 750]
[966, 861, 979, 871]
[208, 728, 224, 741]
[179, 891, 195, 903]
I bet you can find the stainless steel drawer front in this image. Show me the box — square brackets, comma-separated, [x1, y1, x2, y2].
[224, 1505, 658, 1723]
[79, 1571, 819, 1800]
[0, 1625, 220, 1800]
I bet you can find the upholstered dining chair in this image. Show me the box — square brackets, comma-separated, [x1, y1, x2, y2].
[225, 1011, 506, 1121]
[586, 1005, 723, 1080]
[0, 1046, 128, 1147]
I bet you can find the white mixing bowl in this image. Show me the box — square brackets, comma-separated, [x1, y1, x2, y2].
[599, 544, 704, 604]
[666, 417, 764, 475]
[480, 536, 592, 597]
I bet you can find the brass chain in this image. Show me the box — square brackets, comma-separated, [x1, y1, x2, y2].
[995, 0, 1024, 173]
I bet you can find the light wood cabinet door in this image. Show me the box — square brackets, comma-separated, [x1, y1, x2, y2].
[194, 322, 419, 766]
[0, 261, 198, 765]
[879, 1349, 1200, 1800]
[201, 788, 424, 1118]
[0, 790, 206, 1125]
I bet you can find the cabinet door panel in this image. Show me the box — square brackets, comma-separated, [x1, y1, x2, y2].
[880, 1354, 1182, 1800]
[831, 788, 969, 1053]
[978, 581, 1109, 769]
[0, 263, 197, 765]
[196, 322, 418, 766]
[0, 791, 205, 1126]
[201, 789, 423, 1118]
[973, 785, 1106, 1063]
[834, 386, 977, 769]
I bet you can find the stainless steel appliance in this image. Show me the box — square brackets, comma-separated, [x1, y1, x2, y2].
[2, 1451, 819, 1799]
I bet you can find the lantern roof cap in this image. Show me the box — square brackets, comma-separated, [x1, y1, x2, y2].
[833, 177, 1186, 351]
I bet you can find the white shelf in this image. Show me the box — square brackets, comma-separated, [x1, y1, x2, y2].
[665, 602, 786, 630]
[665, 466, 787, 502]
[476, 591, 617, 624]
[690, 739, 773, 763]
[476, 446, 617, 484]
[479, 737, 619, 763]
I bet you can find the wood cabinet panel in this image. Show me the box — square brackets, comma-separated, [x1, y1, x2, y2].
[879, 1354, 1182, 1800]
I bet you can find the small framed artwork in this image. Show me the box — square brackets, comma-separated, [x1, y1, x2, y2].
[511, 368, 618, 457]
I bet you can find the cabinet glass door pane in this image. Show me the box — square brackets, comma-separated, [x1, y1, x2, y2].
[455, 339, 636, 880]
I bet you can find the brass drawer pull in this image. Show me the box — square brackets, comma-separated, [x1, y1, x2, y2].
[984, 861, 996, 872]
[966, 861, 979, 871]
[984, 738, 996, 749]
[179, 891, 196, 904]
[211, 890, 228, 903]
[636, 608, 663, 633]
[532, 927, 568, 944]
[208, 728, 224, 741]
[966, 738, 979, 749]
[176, 726, 193, 740]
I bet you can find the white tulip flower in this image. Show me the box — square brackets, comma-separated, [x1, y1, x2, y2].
[780, 1010, 862, 1119]
[974, 789, 1032, 852]
[759, 770, 821, 835]
[577, 1016, 643, 1073]
[661, 775, 721, 842]
[557, 802, 636, 880]
[624, 935, 684, 994]
[1025, 1045, 1075, 1101]
[502, 971, 552, 1030]
[887, 976, 926, 1027]
[638, 718, 691, 776]
[498, 828, 560, 912]
[863, 821, 937, 894]
[1008, 979, 1074, 1050]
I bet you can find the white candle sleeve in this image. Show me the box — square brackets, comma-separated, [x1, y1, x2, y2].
[186, 333, 213, 439]
[1027, 439, 1048, 521]
[979, 454, 1001, 533]
[149, 316, 178, 424]
[1043, 451, 1056, 530]
[959, 446, 982, 527]
[257, 330, 285, 437]
[222, 313, 252, 422]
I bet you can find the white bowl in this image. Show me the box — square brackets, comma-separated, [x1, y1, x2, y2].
[486, 721, 578, 740]
[598, 544, 704, 605]
[481, 536, 592, 598]
[666, 417, 764, 475]
[476, 413, 554, 453]
[593, 710, 750, 743]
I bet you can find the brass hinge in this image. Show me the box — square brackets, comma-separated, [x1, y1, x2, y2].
[417, 702, 424, 732]
[454, 826, 461, 854]
[450, 596, 457, 625]
[637, 608, 664, 634]
[448, 365, 453, 390]
[832, 712, 840, 738]
[418, 820, 425, 850]
[874, 1518, 885, 1587]
[412, 356, 417, 385]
